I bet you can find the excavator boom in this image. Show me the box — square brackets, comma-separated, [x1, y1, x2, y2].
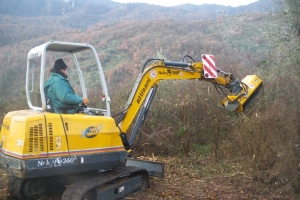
[117, 59, 262, 141]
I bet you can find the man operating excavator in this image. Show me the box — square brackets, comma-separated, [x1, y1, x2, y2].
[44, 58, 88, 114]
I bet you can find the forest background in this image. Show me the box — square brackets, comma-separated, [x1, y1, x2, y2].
[0, 0, 299, 198]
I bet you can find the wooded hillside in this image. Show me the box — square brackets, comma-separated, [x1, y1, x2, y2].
[0, 0, 299, 198]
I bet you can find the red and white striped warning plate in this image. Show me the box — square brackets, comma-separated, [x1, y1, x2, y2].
[202, 54, 217, 78]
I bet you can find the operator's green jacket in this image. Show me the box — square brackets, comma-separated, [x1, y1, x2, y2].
[44, 73, 83, 114]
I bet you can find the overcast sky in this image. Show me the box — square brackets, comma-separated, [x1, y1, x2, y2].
[112, 0, 259, 7]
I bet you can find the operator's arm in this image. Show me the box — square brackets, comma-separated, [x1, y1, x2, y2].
[54, 78, 83, 105]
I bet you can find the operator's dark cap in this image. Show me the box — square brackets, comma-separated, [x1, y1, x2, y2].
[53, 59, 67, 72]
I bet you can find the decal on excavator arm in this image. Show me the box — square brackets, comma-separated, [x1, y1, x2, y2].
[158, 69, 182, 76]
[150, 70, 157, 79]
[137, 77, 151, 104]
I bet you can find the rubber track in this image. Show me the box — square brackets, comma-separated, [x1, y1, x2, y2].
[62, 166, 148, 200]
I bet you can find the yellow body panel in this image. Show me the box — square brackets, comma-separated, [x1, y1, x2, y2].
[60, 114, 123, 155]
[0, 110, 124, 160]
[1, 110, 49, 159]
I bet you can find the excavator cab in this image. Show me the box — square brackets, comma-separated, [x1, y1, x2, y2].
[26, 41, 111, 116]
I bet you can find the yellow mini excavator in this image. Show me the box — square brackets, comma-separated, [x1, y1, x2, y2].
[0, 41, 262, 199]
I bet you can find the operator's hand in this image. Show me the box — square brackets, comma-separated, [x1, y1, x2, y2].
[83, 97, 88, 105]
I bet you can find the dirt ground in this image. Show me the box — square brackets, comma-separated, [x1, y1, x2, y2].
[0, 155, 298, 200]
